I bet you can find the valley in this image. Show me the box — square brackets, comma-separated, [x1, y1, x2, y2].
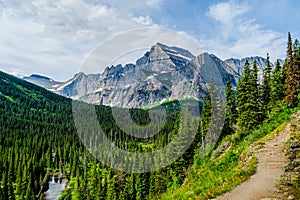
[0, 35, 300, 200]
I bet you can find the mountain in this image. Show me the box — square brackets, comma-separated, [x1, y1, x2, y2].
[225, 57, 285, 83]
[23, 74, 62, 90]
[54, 43, 238, 108]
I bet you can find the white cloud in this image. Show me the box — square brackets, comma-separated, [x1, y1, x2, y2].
[0, 0, 158, 80]
[204, 0, 286, 61]
[132, 15, 153, 25]
[0, 0, 289, 81]
[207, 0, 248, 25]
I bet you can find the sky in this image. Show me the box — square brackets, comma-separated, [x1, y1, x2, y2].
[0, 0, 299, 81]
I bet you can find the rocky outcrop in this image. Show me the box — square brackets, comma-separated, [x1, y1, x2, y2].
[279, 111, 300, 199]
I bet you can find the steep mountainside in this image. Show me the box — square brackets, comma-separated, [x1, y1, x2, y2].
[54, 43, 238, 108]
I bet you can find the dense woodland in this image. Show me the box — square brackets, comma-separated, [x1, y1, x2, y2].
[0, 32, 300, 199]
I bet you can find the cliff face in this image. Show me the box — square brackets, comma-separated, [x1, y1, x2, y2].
[280, 111, 300, 199]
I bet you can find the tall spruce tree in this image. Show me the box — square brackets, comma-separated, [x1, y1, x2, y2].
[250, 60, 262, 123]
[270, 60, 285, 105]
[285, 32, 298, 107]
[261, 53, 272, 118]
[199, 79, 219, 152]
[221, 75, 237, 138]
[237, 60, 260, 133]
[200, 87, 213, 137]
[293, 39, 300, 88]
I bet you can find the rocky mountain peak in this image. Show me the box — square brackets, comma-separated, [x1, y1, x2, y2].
[148, 43, 171, 62]
[36, 43, 240, 108]
[156, 42, 196, 60]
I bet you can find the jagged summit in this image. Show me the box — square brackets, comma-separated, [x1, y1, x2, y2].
[155, 42, 196, 60]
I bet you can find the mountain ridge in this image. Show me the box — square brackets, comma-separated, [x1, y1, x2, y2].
[52, 43, 239, 108]
[20, 43, 284, 108]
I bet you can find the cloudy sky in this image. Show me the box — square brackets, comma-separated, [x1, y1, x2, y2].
[0, 0, 299, 81]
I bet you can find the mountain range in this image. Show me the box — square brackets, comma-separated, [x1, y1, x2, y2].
[23, 43, 283, 108]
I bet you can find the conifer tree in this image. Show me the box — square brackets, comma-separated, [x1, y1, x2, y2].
[200, 90, 212, 139]
[261, 53, 272, 117]
[270, 60, 285, 105]
[200, 80, 217, 149]
[285, 32, 298, 107]
[293, 39, 300, 88]
[251, 60, 260, 111]
[221, 75, 237, 138]
[237, 60, 260, 133]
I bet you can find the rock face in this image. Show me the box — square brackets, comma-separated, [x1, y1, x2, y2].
[54, 43, 239, 108]
[54, 72, 102, 99]
[279, 111, 300, 199]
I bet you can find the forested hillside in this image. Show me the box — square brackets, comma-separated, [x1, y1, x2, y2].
[0, 71, 80, 199]
[0, 32, 300, 200]
[0, 70, 205, 199]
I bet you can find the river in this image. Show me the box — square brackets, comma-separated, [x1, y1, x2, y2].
[44, 175, 68, 200]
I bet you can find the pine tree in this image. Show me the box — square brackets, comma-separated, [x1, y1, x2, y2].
[261, 53, 272, 118]
[199, 80, 216, 150]
[250, 60, 261, 123]
[200, 91, 212, 140]
[237, 60, 260, 133]
[221, 75, 237, 138]
[270, 60, 286, 105]
[293, 39, 300, 88]
[24, 175, 35, 200]
[285, 32, 298, 107]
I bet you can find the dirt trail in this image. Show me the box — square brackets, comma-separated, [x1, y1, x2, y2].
[214, 124, 290, 200]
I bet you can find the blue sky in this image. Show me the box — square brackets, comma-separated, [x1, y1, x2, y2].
[0, 0, 299, 81]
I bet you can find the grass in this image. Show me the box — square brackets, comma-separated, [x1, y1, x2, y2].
[160, 104, 297, 200]
[142, 97, 199, 110]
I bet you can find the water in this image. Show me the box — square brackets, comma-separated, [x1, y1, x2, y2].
[44, 175, 68, 200]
